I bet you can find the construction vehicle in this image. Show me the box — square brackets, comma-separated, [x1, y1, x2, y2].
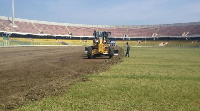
[85, 30, 118, 59]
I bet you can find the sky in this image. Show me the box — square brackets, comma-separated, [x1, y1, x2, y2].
[0, 0, 200, 25]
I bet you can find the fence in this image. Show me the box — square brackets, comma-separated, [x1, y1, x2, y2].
[0, 39, 90, 47]
[0, 37, 199, 48]
[115, 40, 200, 48]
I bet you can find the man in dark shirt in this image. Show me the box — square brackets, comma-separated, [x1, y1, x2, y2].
[125, 42, 130, 57]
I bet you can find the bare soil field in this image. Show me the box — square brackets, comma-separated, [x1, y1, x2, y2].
[0, 46, 123, 110]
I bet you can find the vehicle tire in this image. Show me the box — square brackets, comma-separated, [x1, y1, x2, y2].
[87, 46, 93, 59]
[109, 46, 114, 58]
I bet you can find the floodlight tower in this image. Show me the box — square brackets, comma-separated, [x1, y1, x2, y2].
[12, 0, 15, 27]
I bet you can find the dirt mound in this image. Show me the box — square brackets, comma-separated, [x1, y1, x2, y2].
[0, 46, 124, 110]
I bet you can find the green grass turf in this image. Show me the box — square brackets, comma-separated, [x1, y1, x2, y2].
[16, 47, 200, 111]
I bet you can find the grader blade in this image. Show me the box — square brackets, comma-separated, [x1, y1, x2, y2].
[85, 47, 88, 53]
[114, 50, 119, 56]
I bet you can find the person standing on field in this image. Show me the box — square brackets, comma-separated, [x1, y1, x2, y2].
[125, 42, 130, 57]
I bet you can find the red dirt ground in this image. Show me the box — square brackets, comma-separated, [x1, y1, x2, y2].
[0, 46, 123, 110]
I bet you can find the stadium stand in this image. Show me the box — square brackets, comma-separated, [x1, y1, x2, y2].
[0, 16, 200, 37]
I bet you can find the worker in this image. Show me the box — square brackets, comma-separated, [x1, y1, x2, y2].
[125, 42, 130, 57]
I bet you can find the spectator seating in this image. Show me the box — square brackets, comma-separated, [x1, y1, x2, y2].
[1, 16, 200, 37]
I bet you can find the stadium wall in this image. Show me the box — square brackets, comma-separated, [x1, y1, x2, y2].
[1, 15, 200, 47]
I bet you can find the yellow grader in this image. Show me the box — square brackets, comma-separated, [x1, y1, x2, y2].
[85, 30, 118, 59]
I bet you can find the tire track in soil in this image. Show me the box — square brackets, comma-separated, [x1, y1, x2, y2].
[0, 46, 124, 110]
